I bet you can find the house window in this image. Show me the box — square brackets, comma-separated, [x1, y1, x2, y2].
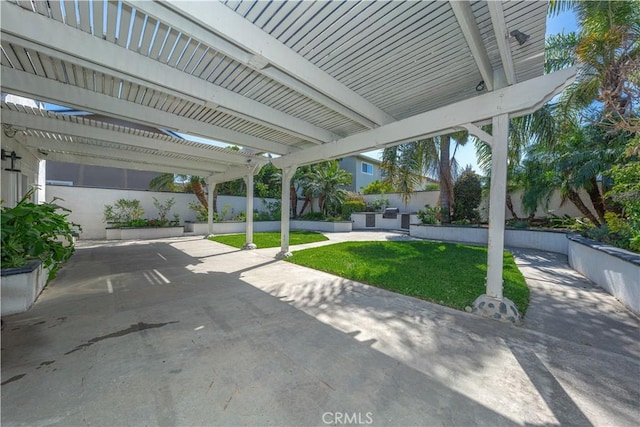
[361, 162, 373, 175]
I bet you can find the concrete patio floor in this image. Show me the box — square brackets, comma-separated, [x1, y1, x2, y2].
[1, 231, 638, 426]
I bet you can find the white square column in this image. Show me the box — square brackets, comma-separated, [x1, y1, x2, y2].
[276, 166, 297, 259]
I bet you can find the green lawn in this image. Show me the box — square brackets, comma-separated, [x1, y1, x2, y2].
[286, 240, 529, 313]
[209, 230, 328, 249]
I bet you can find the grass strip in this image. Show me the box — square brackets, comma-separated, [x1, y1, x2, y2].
[209, 230, 328, 249]
[287, 240, 529, 313]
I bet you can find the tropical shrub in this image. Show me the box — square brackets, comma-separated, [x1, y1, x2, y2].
[452, 169, 482, 223]
[366, 196, 390, 212]
[342, 200, 366, 218]
[361, 180, 394, 195]
[417, 205, 441, 225]
[104, 199, 144, 224]
[1, 188, 79, 279]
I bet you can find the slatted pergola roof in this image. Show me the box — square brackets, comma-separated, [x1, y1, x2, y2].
[0, 0, 573, 181]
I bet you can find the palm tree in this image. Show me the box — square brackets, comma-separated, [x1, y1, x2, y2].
[381, 131, 468, 223]
[304, 161, 352, 216]
[149, 174, 213, 212]
[477, 0, 638, 225]
[547, 0, 639, 133]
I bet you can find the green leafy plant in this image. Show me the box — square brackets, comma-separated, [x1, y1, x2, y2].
[452, 168, 481, 223]
[152, 197, 176, 223]
[361, 180, 394, 195]
[103, 199, 144, 226]
[189, 201, 211, 222]
[366, 196, 390, 212]
[1, 188, 80, 279]
[342, 200, 366, 218]
[417, 204, 441, 225]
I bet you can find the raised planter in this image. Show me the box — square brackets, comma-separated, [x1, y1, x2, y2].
[106, 226, 184, 240]
[410, 224, 569, 254]
[1, 260, 48, 316]
[184, 221, 280, 235]
[291, 220, 352, 233]
[567, 235, 639, 314]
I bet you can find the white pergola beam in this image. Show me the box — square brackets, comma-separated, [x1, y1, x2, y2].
[209, 163, 269, 184]
[272, 67, 577, 168]
[1, 68, 294, 155]
[20, 135, 226, 173]
[1, 3, 338, 144]
[487, 1, 517, 86]
[25, 141, 214, 177]
[157, 1, 396, 127]
[449, 1, 495, 91]
[1, 108, 259, 166]
[127, 0, 379, 130]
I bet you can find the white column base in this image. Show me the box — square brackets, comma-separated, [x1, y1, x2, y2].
[471, 294, 522, 325]
[275, 251, 293, 259]
[242, 242, 257, 250]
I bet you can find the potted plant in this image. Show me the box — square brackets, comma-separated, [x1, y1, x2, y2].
[1, 187, 79, 315]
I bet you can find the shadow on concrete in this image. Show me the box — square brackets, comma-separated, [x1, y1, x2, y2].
[511, 248, 640, 360]
[2, 238, 525, 426]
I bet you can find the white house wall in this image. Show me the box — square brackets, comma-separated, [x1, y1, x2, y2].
[46, 186, 293, 239]
[0, 134, 43, 207]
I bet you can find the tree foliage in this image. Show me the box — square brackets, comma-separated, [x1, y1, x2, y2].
[452, 168, 482, 223]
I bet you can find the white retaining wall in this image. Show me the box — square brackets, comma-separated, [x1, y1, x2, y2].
[364, 188, 597, 221]
[567, 236, 640, 314]
[47, 186, 288, 239]
[185, 221, 281, 235]
[1, 261, 48, 316]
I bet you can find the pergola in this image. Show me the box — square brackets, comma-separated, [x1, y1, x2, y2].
[0, 0, 576, 321]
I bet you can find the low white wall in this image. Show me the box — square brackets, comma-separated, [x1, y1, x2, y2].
[410, 224, 488, 245]
[46, 186, 282, 239]
[185, 221, 281, 235]
[567, 236, 640, 314]
[410, 224, 570, 254]
[1, 261, 47, 316]
[106, 226, 185, 240]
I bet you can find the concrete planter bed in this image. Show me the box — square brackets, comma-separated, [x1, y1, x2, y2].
[105, 226, 184, 240]
[410, 224, 639, 314]
[291, 220, 353, 233]
[410, 223, 569, 254]
[567, 235, 639, 314]
[1, 260, 48, 316]
[184, 221, 281, 235]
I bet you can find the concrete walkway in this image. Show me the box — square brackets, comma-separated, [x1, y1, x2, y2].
[1, 231, 638, 426]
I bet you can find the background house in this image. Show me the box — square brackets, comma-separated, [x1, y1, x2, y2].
[338, 154, 383, 193]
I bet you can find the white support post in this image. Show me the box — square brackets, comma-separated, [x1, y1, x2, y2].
[486, 114, 509, 299]
[276, 166, 297, 259]
[470, 114, 521, 324]
[242, 168, 259, 250]
[207, 178, 217, 238]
